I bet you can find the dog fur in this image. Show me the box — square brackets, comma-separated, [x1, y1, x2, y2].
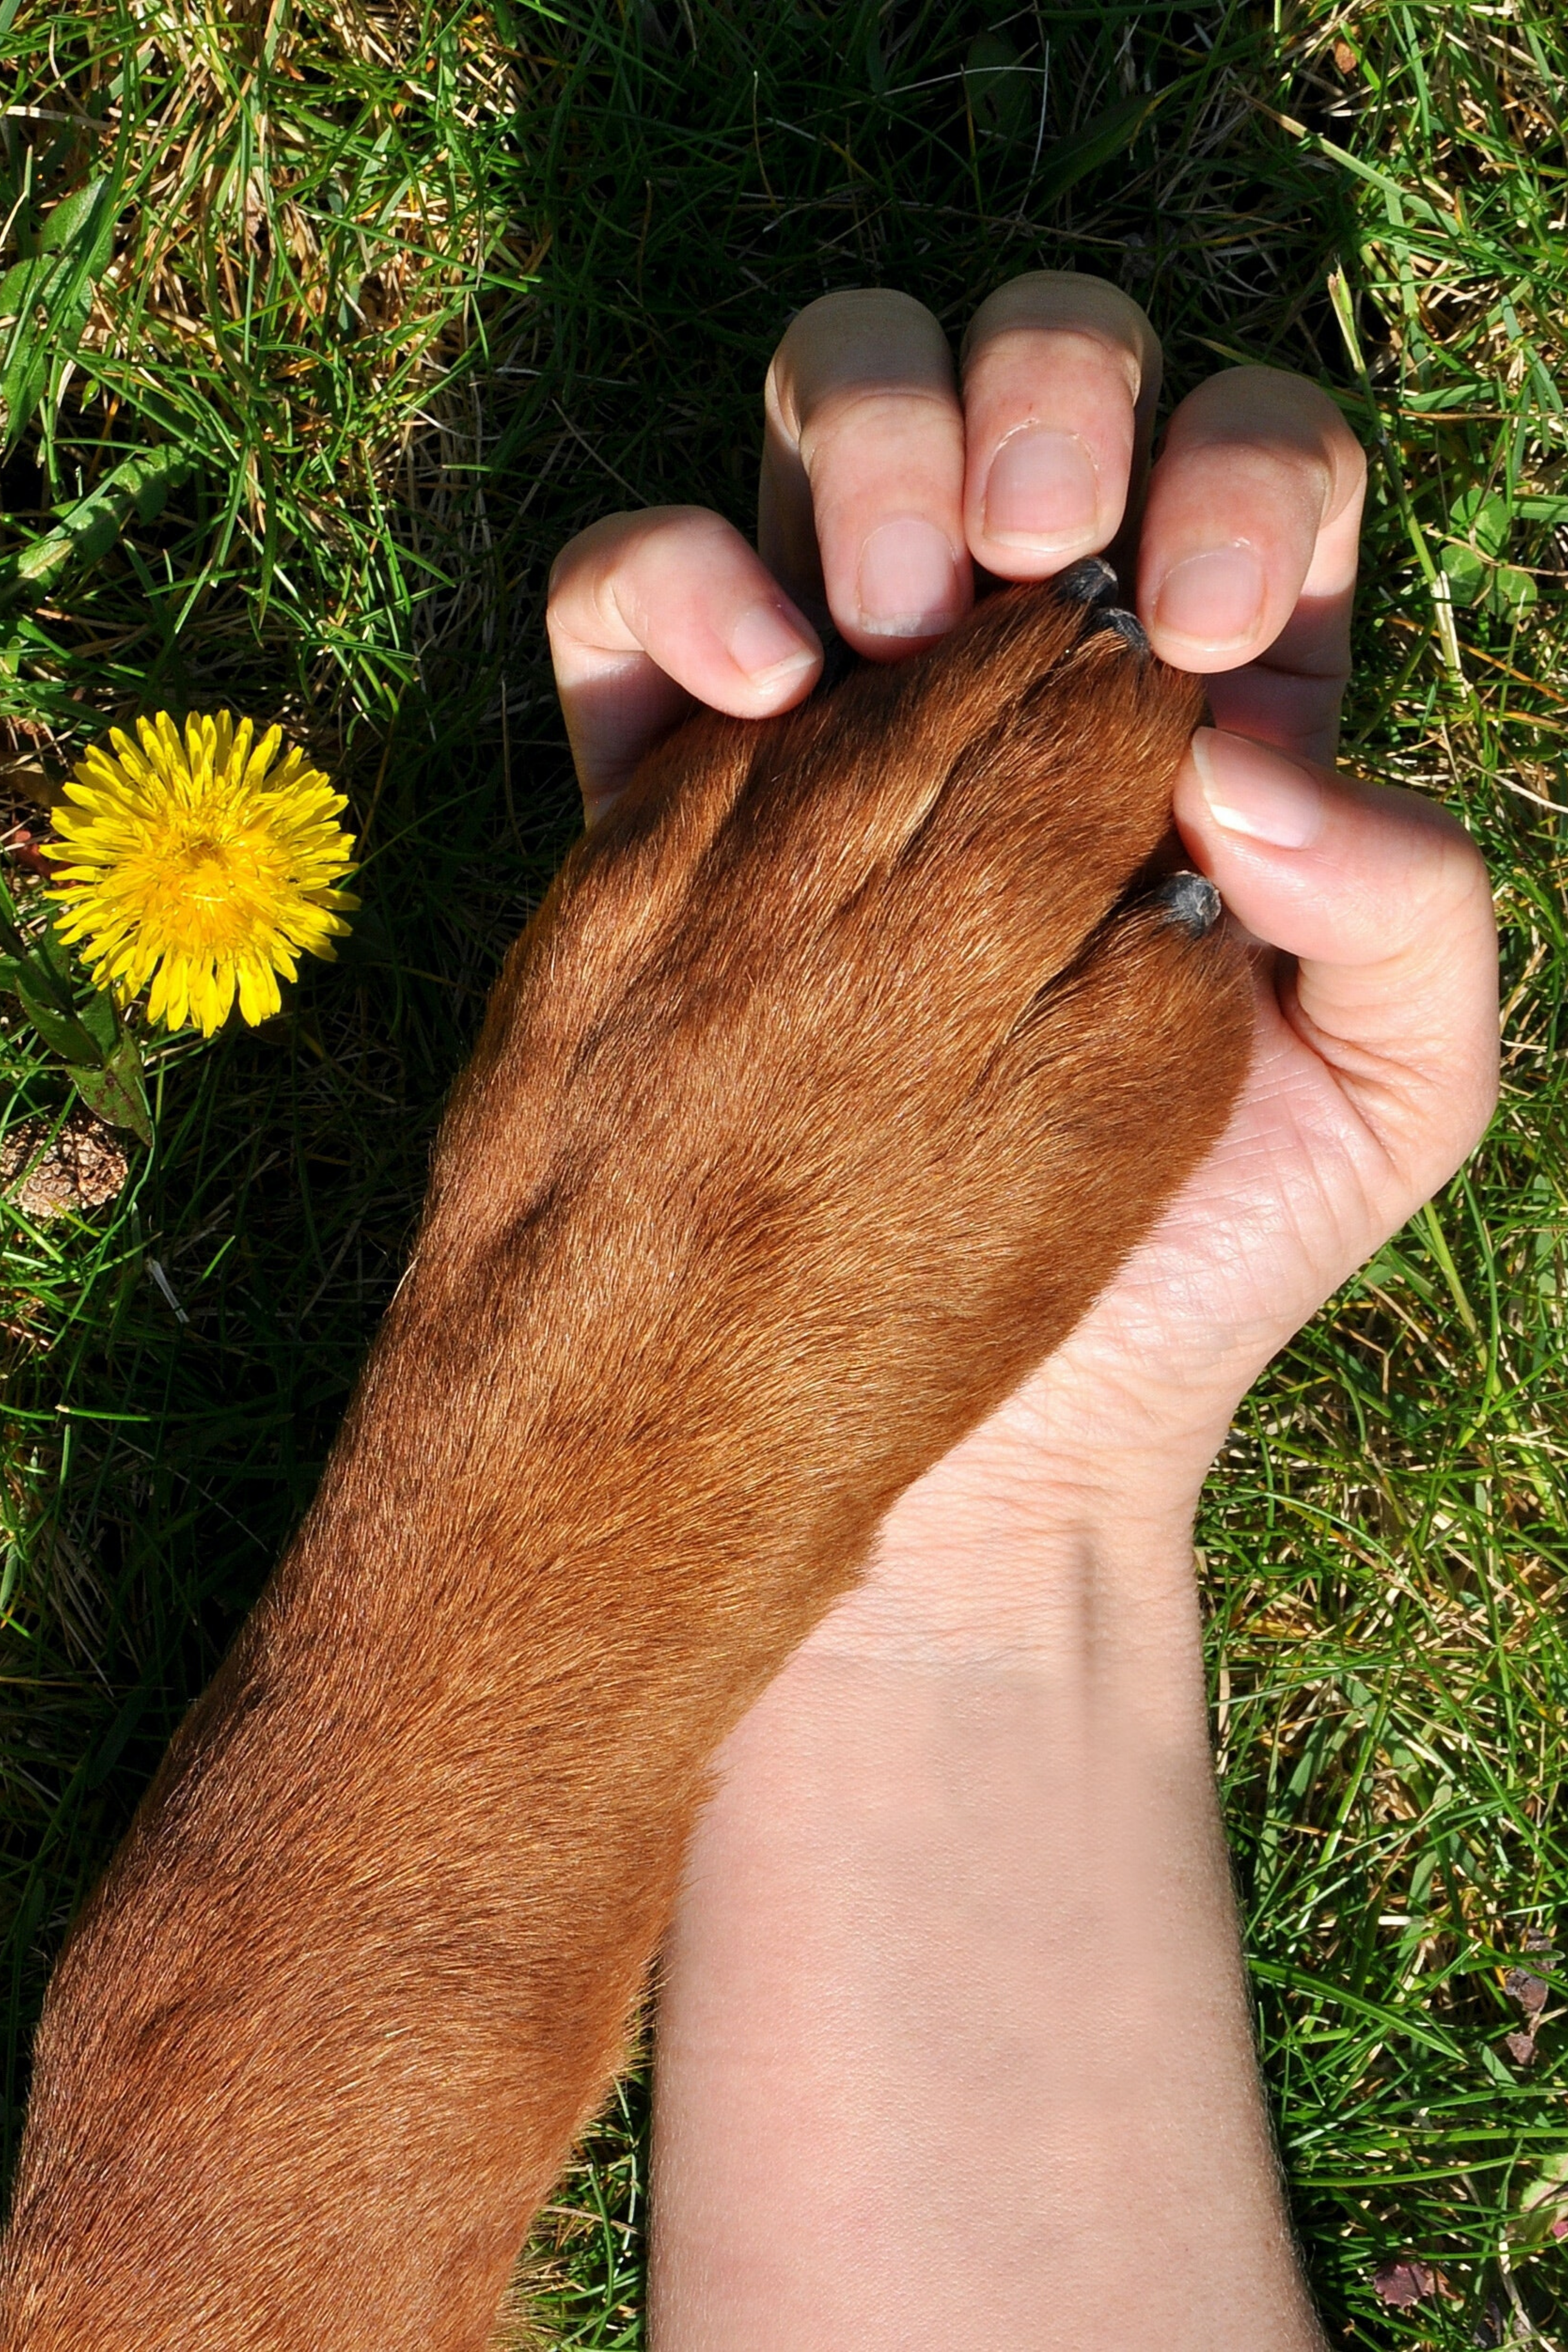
[0, 578, 1253, 2349]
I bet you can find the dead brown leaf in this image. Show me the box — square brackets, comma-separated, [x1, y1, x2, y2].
[1372, 2256, 1436, 2307]
[2, 1111, 129, 1218]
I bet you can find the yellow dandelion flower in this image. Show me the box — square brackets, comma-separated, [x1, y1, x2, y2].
[44, 710, 358, 1037]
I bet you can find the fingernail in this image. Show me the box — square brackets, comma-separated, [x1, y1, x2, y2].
[855, 517, 962, 638]
[1190, 727, 1325, 850]
[1153, 543, 1266, 651]
[726, 597, 820, 686]
[982, 427, 1100, 551]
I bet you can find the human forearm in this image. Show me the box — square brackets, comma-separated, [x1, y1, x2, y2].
[650, 1468, 1326, 2352]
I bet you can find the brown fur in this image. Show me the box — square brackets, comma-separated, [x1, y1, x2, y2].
[0, 581, 1252, 2349]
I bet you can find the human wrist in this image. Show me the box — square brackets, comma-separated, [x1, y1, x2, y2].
[800, 1398, 1215, 1679]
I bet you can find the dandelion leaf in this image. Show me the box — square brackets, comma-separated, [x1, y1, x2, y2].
[69, 1036, 151, 1147]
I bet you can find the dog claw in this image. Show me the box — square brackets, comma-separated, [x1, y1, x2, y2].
[1055, 563, 1149, 655]
[1093, 606, 1150, 656]
[1055, 555, 1120, 608]
[1152, 871, 1223, 936]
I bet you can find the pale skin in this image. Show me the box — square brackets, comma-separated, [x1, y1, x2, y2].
[547, 277, 1499, 2350]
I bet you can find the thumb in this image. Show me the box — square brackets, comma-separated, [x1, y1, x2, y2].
[1173, 726, 1499, 1197]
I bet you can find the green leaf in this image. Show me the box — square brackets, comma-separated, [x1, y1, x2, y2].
[69, 1035, 151, 1145]
[0, 918, 90, 1021]
[38, 178, 116, 272]
[0, 922, 129, 1075]
[1489, 563, 1537, 616]
[72, 984, 120, 1058]
[0, 178, 122, 450]
[1450, 486, 1511, 555]
[0, 445, 194, 607]
[1031, 88, 1167, 204]
[0, 257, 52, 322]
[15, 983, 103, 1065]
[1439, 540, 1489, 604]
[1439, 481, 1540, 613]
[1513, 2149, 1568, 2254]
[132, 447, 190, 523]
[965, 33, 1031, 142]
[0, 260, 91, 451]
[33, 918, 83, 993]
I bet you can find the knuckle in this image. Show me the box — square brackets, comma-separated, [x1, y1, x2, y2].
[552, 508, 744, 648]
[784, 286, 929, 344]
[1426, 808, 1494, 912]
[969, 321, 1146, 408]
[1178, 369, 1365, 495]
[544, 543, 579, 610]
[1387, 815, 1490, 944]
[799, 379, 960, 468]
[547, 509, 643, 605]
[769, 290, 950, 439]
[966, 270, 1158, 361]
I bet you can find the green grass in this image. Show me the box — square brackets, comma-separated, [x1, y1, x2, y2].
[0, 1, 1564, 2343]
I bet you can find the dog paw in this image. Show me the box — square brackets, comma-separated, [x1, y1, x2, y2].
[445, 578, 1252, 1530]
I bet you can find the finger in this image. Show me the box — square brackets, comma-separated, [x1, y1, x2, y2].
[957, 272, 1162, 581]
[1198, 464, 1365, 766]
[1138, 370, 1366, 753]
[548, 507, 822, 819]
[1174, 729, 1498, 1195]
[761, 289, 969, 659]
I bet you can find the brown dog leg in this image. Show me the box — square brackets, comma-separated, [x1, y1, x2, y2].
[0, 581, 1252, 2352]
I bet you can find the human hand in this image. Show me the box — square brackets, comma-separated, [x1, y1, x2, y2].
[546, 274, 1498, 1649]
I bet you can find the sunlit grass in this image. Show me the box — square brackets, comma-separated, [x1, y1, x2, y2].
[0, 2, 1563, 2346]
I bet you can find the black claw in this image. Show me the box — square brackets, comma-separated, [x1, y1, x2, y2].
[1152, 871, 1223, 937]
[1093, 605, 1150, 656]
[1055, 555, 1120, 608]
